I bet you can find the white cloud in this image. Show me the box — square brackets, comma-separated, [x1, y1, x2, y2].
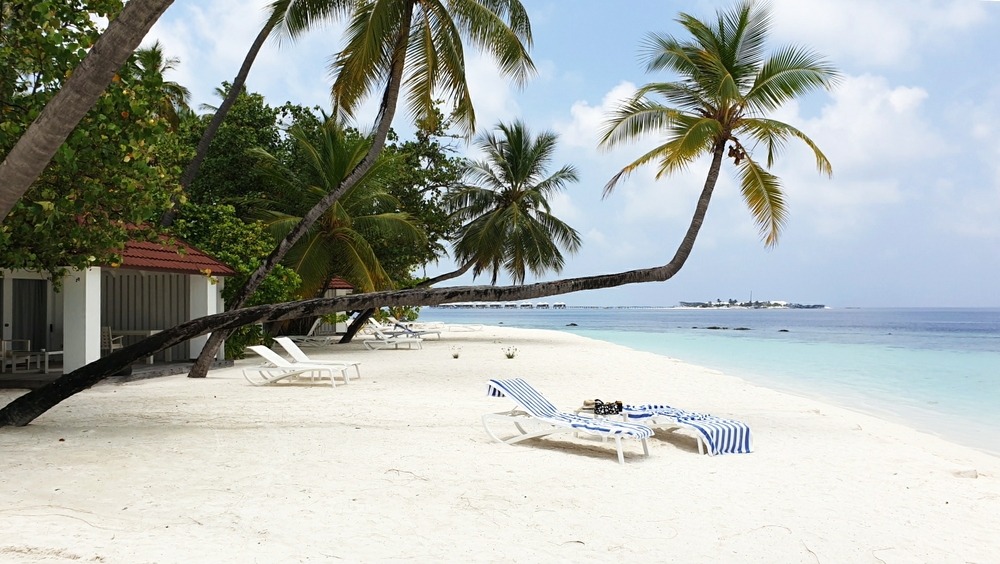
[770, 0, 985, 67]
[147, 0, 345, 114]
[557, 81, 637, 150]
[464, 53, 522, 132]
[757, 73, 947, 238]
[795, 74, 943, 170]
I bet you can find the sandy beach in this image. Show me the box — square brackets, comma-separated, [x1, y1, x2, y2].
[1, 326, 998, 563]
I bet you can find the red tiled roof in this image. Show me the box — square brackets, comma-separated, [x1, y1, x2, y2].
[112, 237, 238, 276]
[327, 277, 354, 290]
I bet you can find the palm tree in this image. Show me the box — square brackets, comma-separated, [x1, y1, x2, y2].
[600, 0, 838, 248]
[131, 40, 191, 131]
[162, 16, 279, 227]
[0, 0, 175, 221]
[439, 120, 581, 285]
[187, 0, 535, 376]
[249, 119, 425, 297]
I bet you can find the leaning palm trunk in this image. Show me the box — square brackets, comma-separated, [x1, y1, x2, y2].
[160, 19, 277, 227]
[0, 0, 175, 221]
[339, 307, 376, 344]
[0, 142, 726, 428]
[186, 1, 416, 378]
[417, 259, 476, 288]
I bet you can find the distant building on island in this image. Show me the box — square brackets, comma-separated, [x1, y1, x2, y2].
[678, 299, 825, 309]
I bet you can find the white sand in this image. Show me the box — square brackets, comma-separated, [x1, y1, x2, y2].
[1, 326, 998, 563]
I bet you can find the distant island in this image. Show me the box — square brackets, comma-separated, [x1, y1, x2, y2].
[677, 299, 826, 309]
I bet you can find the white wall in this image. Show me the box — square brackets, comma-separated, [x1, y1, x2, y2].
[63, 268, 101, 372]
[189, 274, 224, 359]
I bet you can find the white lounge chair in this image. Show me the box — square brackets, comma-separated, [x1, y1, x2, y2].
[483, 378, 653, 465]
[273, 337, 362, 381]
[389, 315, 483, 333]
[245, 345, 346, 386]
[363, 327, 423, 350]
[286, 318, 337, 347]
[621, 404, 753, 456]
[386, 315, 446, 330]
[367, 319, 441, 340]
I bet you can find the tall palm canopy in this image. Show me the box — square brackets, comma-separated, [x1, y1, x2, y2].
[447, 120, 582, 285]
[267, 0, 535, 137]
[250, 118, 425, 296]
[600, 0, 839, 247]
[131, 40, 192, 130]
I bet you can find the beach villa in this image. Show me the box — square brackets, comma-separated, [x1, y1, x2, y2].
[1, 238, 235, 377]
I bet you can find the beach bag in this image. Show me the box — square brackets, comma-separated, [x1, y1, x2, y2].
[593, 399, 623, 416]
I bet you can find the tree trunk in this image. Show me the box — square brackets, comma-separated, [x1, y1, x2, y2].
[417, 260, 475, 288]
[187, 1, 417, 378]
[0, 141, 727, 428]
[160, 19, 276, 227]
[0, 0, 175, 221]
[339, 308, 375, 344]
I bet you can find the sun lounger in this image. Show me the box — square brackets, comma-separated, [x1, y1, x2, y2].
[273, 337, 362, 381]
[246, 345, 347, 386]
[622, 404, 753, 455]
[386, 315, 446, 330]
[363, 327, 423, 350]
[367, 319, 441, 340]
[483, 378, 653, 465]
[286, 318, 338, 347]
[387, 316, 483, 333]
[391, 323, 441, 340]
[242, 364, 324, 386]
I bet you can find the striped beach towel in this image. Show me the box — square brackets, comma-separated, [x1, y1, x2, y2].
[623, 404, 753, 455]
[487, 379, 653, 440]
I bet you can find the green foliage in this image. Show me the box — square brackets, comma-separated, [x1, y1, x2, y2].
[224, 324, 269, 361]
[182, 85, 285, 213]
[171, 202, 300, 358]
[0, 0, 183, 277]
[370, 111, 463, 282]
[249, 117, 425, 297]
[274, 0, 534, 138]
[170, 203, 301, 308]
[372, 306, 420, 323]
[600, 0, 839, 247]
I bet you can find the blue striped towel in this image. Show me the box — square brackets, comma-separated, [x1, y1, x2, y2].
[623, 404, 753, 455]
[487, 379, 653, 440]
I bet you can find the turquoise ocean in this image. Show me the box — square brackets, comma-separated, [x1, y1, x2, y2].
[420, 307, 1000, 455]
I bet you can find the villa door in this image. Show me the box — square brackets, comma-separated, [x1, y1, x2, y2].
[12, 279, 47, 351]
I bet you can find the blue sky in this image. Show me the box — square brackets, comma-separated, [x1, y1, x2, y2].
[147, 0, 1000, 307]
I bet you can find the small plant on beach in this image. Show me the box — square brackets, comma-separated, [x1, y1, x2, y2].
[451, 346, 462, 359]
[502, 346, 518, 359]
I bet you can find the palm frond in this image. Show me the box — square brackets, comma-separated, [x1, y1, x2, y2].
[268, 0, 355, 41]
[739, 118, 832, 176]
[599, 96, 687, 150]
[744, 45, 840, 113]
[738, 155, 787, 247]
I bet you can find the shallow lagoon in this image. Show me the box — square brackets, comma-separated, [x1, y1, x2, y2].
[422, 307, 1000, 454]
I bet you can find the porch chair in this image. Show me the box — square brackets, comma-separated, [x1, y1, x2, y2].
[100, 327, 123, 356]
[483, 378, 653, 466]
[1, 339, 34, 373]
